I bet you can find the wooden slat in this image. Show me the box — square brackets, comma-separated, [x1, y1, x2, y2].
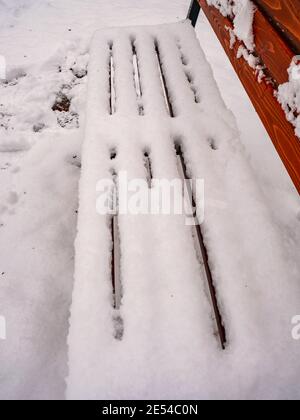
[253, 8, 294, 85]
[198, 0, 300, 193]
[253, 0, 300, 54]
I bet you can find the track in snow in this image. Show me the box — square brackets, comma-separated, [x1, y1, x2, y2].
[108, 35, 226, 347]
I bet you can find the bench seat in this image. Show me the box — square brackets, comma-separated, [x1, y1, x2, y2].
[67, 21, 299, 400]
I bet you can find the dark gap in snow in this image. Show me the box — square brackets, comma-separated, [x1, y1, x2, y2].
[110, 148, 117, 160]
[154, 41, 175, 118]
[132, 40, 144, 116]
[57, 112, 79, 129]
[2, 68, 27, 87]
[185, 71, 192, 84]
[0, 111, 13, 131]
[110, 215, 118, 309]
[109, 43, 116, 115]
[176, 42, 200, 104]
[110, 167, 117, 177]
[52, 84, 80, 128]
[174, 141, 226, 350]
[143, 149, 153, 188]
[191, 86, 200, 103]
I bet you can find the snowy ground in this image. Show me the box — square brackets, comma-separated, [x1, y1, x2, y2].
[0, 0, 299, 400]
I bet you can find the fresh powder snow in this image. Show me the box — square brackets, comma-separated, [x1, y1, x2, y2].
[206, 0, 256, 51]
[277, 59, 300, 139]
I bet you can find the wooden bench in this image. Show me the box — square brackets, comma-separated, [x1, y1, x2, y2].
[188, 0, 300, 193]
[67, 2, 299, 399]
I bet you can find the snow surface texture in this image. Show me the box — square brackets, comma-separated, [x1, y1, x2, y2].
[206, 0, 255, 51]
[207, 0, 265, 81]
[207, 1, 299, 134]
[0, 36, 87, 397]
[277, 60, 300, 139]
[67, 20, 300, 400]
[0, 0, 299, 400]
[0, 0, 90, 400]
[0, 42, 88, 149]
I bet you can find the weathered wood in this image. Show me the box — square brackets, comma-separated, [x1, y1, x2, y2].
[198, 0, 300, 193]
[253, 0, 300, 54]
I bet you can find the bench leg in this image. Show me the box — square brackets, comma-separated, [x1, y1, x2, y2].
[187, 0, 201, 27]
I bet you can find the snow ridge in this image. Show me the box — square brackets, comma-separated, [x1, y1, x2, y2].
[67, 20, 300, 400]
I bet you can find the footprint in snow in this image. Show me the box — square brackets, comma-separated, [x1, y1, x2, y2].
[65, 154, 81, 169]
[11, 166, 20, 174]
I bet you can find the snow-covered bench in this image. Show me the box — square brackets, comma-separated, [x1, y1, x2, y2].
[66, 12, 299, 399]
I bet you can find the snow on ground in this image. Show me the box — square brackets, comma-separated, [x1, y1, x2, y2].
[0, 0, 299, 400]
[196, 13, 300, 270]
[67, 20, 300, 399]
